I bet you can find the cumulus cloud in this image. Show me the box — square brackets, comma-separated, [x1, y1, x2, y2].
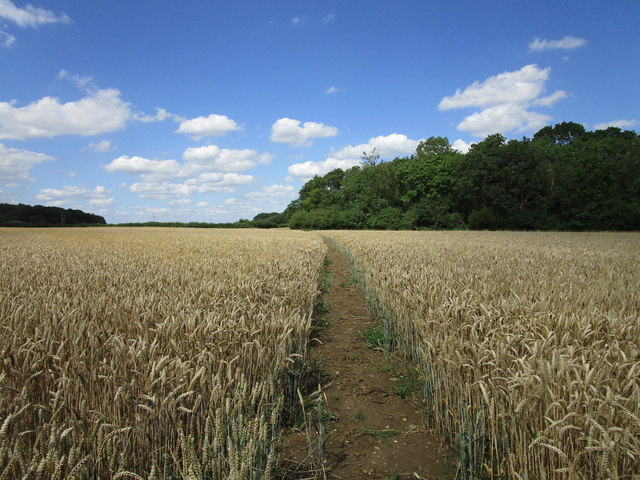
[0, 0, 71, 27]
[245, 184, 296, 204]
[36, 185, 112, 206]
[103, 156, 186, 180]
[105, 143, 272, 201]
[288, 133, 420, 178]
[188, 172, 254, 190]
[176, 114, 240, 139]
[0, 143, 53, 186]
[452, 139, 473, 154]
[439, 65, 552, 110]
[183, 145, 273, 172]
[439, 64, 566, 137]
[529, 36, 587, 52]
[331, 133, 420, 161]
[129, 182, 196, 200]
[288, 158, 359, 178]
[0, 89, 131, 140]
[456, 104, 552, 138]
[129, 174, 254, 200]
[593, 119, 638, 131]
[271, 117, 339, 146]
[325, 86, 342, 95]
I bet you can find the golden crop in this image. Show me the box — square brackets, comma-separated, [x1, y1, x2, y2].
[0, 227, 326, 479]
[322, 231, 640, 480]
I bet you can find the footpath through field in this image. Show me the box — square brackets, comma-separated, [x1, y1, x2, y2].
[281, 240, 451, 479]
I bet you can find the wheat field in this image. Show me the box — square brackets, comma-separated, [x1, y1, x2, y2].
[323, 230, 640, 479]
[2, 228, 639, 479]
[0, 227, 326, 479]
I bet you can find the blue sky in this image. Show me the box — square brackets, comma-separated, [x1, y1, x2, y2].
[1, 0, 638, 223]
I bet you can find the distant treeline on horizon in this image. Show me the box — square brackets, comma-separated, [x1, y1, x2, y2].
[0, 203, 106, 227]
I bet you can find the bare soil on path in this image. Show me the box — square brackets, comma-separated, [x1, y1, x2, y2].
[281, 241, 452, 479]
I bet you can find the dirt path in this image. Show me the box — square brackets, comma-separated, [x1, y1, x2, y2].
[281, 241, 451, 479]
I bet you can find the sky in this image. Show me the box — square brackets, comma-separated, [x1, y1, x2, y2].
[1, 0, 638, 223]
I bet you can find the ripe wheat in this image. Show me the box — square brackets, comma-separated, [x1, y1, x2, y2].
[323, 230, 640, 480]
[0, 227, 326, 479]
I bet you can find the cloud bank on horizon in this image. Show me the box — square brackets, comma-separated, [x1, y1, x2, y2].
[0, 0, 637, 222]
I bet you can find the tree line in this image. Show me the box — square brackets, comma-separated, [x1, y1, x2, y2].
[282, 122, 640, 231]
[0, 203, 106, 226]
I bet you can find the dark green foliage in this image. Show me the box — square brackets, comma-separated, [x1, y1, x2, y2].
[115, 214, 286, 229]
[251, 211, 287, 228]
[114, 221, 255, 228]
[0, 203, 106, 226]
[282, 124, 640, 231]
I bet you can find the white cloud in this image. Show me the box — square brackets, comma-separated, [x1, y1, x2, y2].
[0, 0, 71, 27]
[129, 182, 196, 200]
[439, 64, 566, 138]
[291, 16, 302, 26]
[86, 140, 115, 153]
[103, 156, 186, 179]
[183, 145, 274, 172]
[89, 197, 115, 206]
[325, 86, 342, 95]
[1, 30, 16, 48]
[56, 71, 176, 127]
[176, 114, 240, 139]
[134, 107, 183, 123]
[106, 145, 271, 201]
[188, 172, 254, 190]
[197, 201, 208, 207]
[288, 133, 420, 178]
[288, 157, 360, 178]
[532, 90, 567, 107]
[245, 184, 296, 204]
[529, 36, 587, 52]
[0, 143, 54, 186]
[331, 133, 420, 161]
[0, 89, 131, 140]
[439, 65, 551, 111]
[593, 119, 638, 130]
[129, 173, 254, 200]
[457, 104, 552, 138]
[452, 139, 473, 154]
[270, 117, 339, 146]
[104, 146, 273, 184]
[36, 185, 112, 206]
